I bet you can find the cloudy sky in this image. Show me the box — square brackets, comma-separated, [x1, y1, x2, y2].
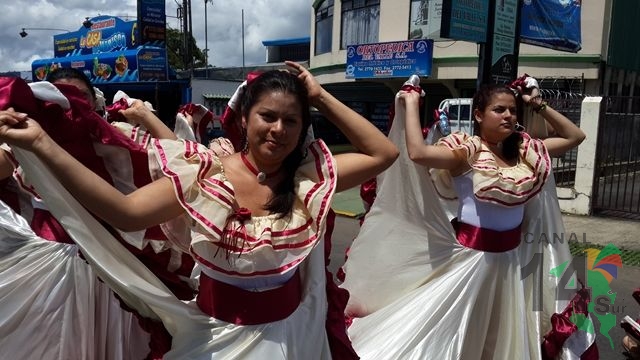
[0, 0, 311, 73]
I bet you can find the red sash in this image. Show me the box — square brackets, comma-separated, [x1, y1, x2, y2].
[452, 218, 521, 252]
[196, 270, 302, 325]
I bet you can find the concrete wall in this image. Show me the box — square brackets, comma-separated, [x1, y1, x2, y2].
[557, 97, 602, 215]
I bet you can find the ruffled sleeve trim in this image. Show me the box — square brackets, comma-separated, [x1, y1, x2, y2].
[295, 139, 337, 235]
[431, 132, 551, 206]
[111, 122, 152, 148]
[150, 138, 337, 277]
[151, 138, 232, 235]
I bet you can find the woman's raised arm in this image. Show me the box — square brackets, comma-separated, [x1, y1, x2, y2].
[400, 90, 464, 170]
[0, 109, 183, 231]
[520, 85, 586, 157]
[286, 61, 399, 192]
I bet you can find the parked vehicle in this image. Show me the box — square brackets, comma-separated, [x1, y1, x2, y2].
[438, 98, 474, 135]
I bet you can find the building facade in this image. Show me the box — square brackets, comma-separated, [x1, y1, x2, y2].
[309, 0, 611, 129]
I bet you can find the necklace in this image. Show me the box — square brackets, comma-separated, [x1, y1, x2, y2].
[240, 152, 280, 183]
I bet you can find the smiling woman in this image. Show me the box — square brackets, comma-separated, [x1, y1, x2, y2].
[0, 60, 397, 359]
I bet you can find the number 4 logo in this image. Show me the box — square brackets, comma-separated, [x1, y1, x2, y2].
[520, 253, 586, 312]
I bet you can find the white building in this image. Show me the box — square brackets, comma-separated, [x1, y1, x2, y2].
[309, 0, 609, 119]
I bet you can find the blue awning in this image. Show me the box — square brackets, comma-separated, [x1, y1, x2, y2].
[262, 37, 310, 47]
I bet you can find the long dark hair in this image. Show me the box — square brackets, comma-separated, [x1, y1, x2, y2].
[472, 84, 522, 161]
[240, 70, 312, 217]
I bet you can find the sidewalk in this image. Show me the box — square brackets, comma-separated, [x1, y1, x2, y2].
[332, 187, 640, 263]
[331, 186, 365, 218]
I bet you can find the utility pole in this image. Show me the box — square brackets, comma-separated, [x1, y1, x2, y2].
[188, 0, 193, 73]
[242, 8, 245, 79]
[181, 0, 193, 73]
[205, 0, 212, 78]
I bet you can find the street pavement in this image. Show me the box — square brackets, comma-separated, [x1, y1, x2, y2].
[329, 186, 640, 359]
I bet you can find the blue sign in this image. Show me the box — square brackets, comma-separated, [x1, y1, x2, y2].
[53, 16, 138, 58]
[520, 0, 581, 53]
[138, 48, 169, 81]
[137, 0, 167, 47]
[34, 13, 167, 84]
[32, 48, 167, 83]
[441, 0, 490, 43]
[345, 40, 433, 79]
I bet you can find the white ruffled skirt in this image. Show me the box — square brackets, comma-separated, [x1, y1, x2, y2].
[0, 201, 150, 360]
[347, 242, 533, 360]
[341, 99, 596, 360]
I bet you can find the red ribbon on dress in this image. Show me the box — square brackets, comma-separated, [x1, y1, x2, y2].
[452, 218, 521, 252]
[541, 286, 598, 360]
[196, 270, 302, 325]
[31, 208, 74, 244]
[218, 207, 253, 260]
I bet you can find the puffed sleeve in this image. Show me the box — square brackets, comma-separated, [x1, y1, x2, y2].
[111, 122, 153, 148]
[294, 139, 338, 234]
[428, 132, 477, 200]
[147, 138, 232, 252]
[430, 131, 551, 206]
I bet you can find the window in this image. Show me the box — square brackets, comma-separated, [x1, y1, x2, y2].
[341, 0, 380, 49]
[315, 0, 334, 55]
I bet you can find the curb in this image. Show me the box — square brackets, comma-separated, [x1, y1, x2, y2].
[333, 209, 363, 218]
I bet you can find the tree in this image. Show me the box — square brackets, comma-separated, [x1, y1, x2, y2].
[166, 27, 207, 71]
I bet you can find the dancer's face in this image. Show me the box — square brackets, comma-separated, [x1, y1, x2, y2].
[243, 90, 303, 166]
[474, 92, 517, 142]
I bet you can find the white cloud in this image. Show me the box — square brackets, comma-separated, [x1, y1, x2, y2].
[1, 0, 311, 73]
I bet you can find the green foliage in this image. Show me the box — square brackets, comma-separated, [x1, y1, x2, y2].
[166, 27, 207, 70]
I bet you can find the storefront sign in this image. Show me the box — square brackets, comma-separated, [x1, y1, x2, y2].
[137, 48, 169, 81]
[137, 0, 167, 46]
[440, 0, 489, 43]
[53, 16, 137, 58]
[490, 0, 519, 84]
[32, 47, 168, 83]
[35, 11, 167, 84]
[409, 0, 445, 41]
[345, 39, 433, 79]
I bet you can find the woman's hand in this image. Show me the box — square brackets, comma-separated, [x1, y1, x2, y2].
[0, 108, 48, 151]
[284, 61, 399, 191]
[518, 86, 542, 107]
[119, 100, 154, 126]
[396, 90, 421, 108]
[285, 60, 323, 106]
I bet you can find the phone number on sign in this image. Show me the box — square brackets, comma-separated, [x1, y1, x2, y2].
[363, 65, 412, 72]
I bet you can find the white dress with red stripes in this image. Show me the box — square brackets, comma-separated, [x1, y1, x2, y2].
[145, 137, 337, 359]
[341, 99, 597, 360]
[0, 198, 151, 360]
[0, 80, 158, 359]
